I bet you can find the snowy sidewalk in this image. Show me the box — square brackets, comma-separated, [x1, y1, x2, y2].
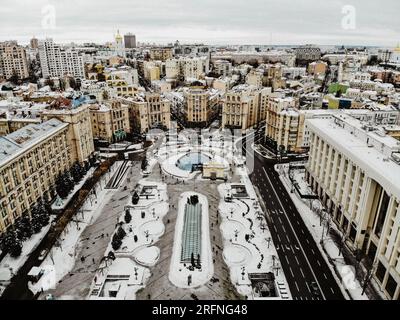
[33, 162, 138, 299]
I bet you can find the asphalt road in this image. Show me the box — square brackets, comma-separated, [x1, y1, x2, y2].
[241, 131, 345, 300]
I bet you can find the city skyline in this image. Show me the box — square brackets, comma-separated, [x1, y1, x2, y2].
[0, 0, 399, 46]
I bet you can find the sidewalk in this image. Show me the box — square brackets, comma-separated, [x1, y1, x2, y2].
[35, 162, 140, 299]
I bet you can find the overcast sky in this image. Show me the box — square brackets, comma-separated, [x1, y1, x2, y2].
[0, 0, 399, 46]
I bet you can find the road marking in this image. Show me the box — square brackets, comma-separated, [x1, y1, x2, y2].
[323, 273, 328, 280]
[294, 281, 300, 292]
[262, 167, 326, 300]
[317, 260, 321, 267]
[295, 256, 300, 265]
[289, 267, 295, 277]
[330, 287, 335, 294]
[311, 249, 315, 255]
[300, 268, 305, 278]
[285, 255, 290, 264]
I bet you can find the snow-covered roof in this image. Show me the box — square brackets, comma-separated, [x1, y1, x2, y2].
[0, 118, 69, 167]
[306, 115, 400, 200]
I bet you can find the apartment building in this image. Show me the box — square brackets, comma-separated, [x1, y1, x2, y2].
[183, 88, 220, 127]
[166, 56, 209, 81]
[0, 119, 71, 234]
[265, 96, 304, 153]
[306, 114, 400, 299]
[258, 87, 273, 122]
[38, 39, 85, 79]
[282, 67, 307, 80]
[221, 86, 260, 131]
[0, 41, 29, 80]
[246, 70, 263, 88]
[307, 61, 328, 76]
[143, 61, 161, 82]
[120, 93, 171, 133]
[89, 100, 130, 143]
[104, 67, 139, 97]
[213, 60, 232, 77]
[150, 47, 173, 62]
[295, 45, 321, 64]
[41, 103, 94, 164]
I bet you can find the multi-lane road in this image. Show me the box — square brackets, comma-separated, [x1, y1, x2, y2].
[241, 130, 345, 300]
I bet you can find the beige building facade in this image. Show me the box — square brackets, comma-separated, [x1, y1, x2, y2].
[306, 115, 400, 300]
[265, 96, 304, 153]
[184, 89, 220, 127]
[221, 87, 260, 131]
[150, 47, 173, 62]
[0, 41, 29, 80]
[120, 93, 171, 133]
[89, 100, 130, 143]
[41, 104, 95, 164]
[0, 119, 71, 234]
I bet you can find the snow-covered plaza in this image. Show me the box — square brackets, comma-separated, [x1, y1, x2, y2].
[29, 128, 291, 300]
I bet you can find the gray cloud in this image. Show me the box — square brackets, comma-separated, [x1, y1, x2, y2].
[0, 0, 399, 46]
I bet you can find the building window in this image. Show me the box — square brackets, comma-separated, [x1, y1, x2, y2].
[375, 261, 386, 283]
[385, 274, 397, 299]
[375, 191, 390, 238]
[367, 242, 377, 262]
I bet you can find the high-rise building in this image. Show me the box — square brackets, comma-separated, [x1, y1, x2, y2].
[124, 33, 136, 49]
[306, 114, 400, 300]
[0, 41, 29, 80]
[38, 39, 85, 79]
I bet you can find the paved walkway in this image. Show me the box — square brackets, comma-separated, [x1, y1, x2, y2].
[39, 163, 141, 299]
[136, 164, 243, 300]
